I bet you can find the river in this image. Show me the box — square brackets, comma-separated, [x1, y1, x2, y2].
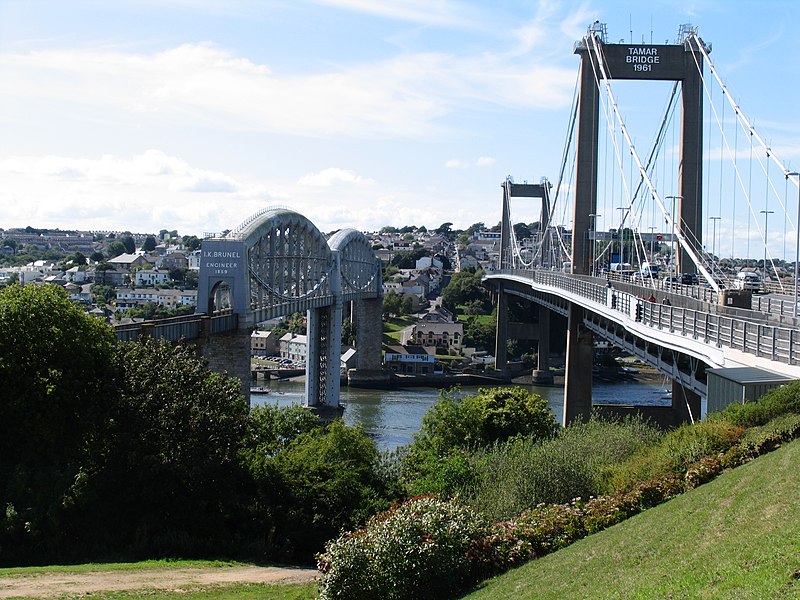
[251, 378, 671, 452]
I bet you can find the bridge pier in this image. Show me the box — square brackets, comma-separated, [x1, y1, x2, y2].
[199, 324, 252, 405]
[493, 284, 509, 375]
[531, 305, 553, 384]
[348, 297, 391, 387]
[305, 303, 343, 408]
[564, 303, 593, 425]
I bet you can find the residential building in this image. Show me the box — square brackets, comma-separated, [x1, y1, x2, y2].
[135, 269, 171, 287]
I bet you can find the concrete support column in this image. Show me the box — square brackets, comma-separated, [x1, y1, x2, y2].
[348, 297, 391, 387]
[563, 303, 593, 425]
[537, 305, 551, 371]
[532, 305, 553, 384]
[494, 284, 509, 375]
[200, 327, 252, 405]
[572, 50, 600, 275]
[678, 42, 704, 275]
[354, 298, 384, 370]
[672, 379, 702, 425]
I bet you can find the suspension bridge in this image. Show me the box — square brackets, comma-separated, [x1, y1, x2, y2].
[485, 22, 800, 427]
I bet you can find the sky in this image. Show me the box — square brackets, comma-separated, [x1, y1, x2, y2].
[1, 0, 799, 244]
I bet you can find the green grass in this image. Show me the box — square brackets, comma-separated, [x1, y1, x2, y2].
[463, 437, 800, 599]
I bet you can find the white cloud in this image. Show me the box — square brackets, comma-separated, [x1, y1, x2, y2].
[446, 156, 495, 169]
[297, 168, 375, 187]
[0, 38, 576, 140]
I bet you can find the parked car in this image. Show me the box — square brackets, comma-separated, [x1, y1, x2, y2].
[679, 273, 699, 285]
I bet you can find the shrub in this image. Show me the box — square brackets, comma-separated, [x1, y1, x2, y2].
[317, 495, 488, 600]
[720, 380, 800, 428]
[603, 419, 743, 495]
[465, 415, 661, 521]
[410, 387, 559, 458]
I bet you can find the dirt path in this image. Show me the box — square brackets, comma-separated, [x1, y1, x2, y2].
[0, 565, 318, 598]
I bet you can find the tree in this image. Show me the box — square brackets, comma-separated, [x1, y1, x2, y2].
[441, 269, 491, 314]
[383, 291, 403, 316]
[0, 285, 116, 562]
[106, 240, 126, 257]
[90, 251, 105, 262]
[407, 387, 558, 461]
[120, 235, 135, 254]
[80, 339, 249, 557]
[270, 420, 391, 560]
[182, 235, 201, 252]
[142, 235, 157, 252]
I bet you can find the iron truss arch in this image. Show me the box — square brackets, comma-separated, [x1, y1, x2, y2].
[231, 208, 336, 322]
[328, 228, 383, 301]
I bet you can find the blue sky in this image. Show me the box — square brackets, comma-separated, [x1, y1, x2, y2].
[1, 0, 798, 246]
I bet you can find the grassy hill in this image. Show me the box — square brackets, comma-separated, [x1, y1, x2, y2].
[465, 437, 800, 599]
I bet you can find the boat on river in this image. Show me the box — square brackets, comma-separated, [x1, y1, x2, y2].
[250, 386, 271, 394]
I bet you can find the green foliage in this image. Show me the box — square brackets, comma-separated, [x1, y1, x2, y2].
[718, 380, 800, 428]
[403, 388, 558, 499]
[0, 284, 116, 563]
[317, 496, 488, 600]
[461, 315, 496, 350]
[382, 291, 403, 316]
[441, 269, 491, 314]
[268, 420, 395, 561]
[142, 235, 157, 252]
[76, 339, 250, 557]
[602, 418, 743, 495]
[465, 415, 661, 521]
[411, 387, 558, 458]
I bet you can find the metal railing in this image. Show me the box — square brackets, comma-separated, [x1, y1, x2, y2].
[493, 269, 800, 367]
[114, 311, 238, 343]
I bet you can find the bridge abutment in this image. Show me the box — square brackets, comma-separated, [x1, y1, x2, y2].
[531, 305, 553, 384]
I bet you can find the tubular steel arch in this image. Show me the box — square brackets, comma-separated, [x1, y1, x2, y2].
[328, 228, 383, 302]
[237, 209, 337, 324]
[197, 208, 383, 408]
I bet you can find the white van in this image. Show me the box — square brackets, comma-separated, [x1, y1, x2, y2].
[735, 271, 761, 292]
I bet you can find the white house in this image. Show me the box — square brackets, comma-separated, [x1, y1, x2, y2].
[135, 269, 171, 287]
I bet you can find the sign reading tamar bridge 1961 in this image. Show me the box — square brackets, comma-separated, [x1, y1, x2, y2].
[596, 44, 687, 81]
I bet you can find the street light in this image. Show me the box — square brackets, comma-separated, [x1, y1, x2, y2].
[589, 213, 601, 276]
[760, 209, 774, 281]
[666, 196, 682, 276]
[615, 207, 626, 266]
[709, 216, 721, 258]
[789, 172, 800, 317]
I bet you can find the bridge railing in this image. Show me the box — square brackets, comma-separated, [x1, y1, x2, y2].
[495, 269, 800, 367]
[114, 311, 238, 343]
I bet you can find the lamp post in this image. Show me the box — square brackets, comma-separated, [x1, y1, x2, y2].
[789, 172, 800, 317]
[666, 196, 682, 276]
[709, 216, 721, 258]
[616, 207, 626, 266]
[760, 209, 774, 281]
[589, 213, 601, 276]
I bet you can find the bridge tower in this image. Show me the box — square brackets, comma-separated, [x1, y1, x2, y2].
[565, 23, 709, 424]
[495, 180, 553, 380]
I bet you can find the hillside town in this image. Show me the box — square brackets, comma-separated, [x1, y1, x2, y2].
[0, 223, 510, 375]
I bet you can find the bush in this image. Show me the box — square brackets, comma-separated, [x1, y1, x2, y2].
[270, 420, 395, 562]
[720, 380, 800, 428]
[317, 496, 488, 600]
[465, 415, 661, 521]
[411, 387, 559, 457]
[602, 419, 744, 495]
